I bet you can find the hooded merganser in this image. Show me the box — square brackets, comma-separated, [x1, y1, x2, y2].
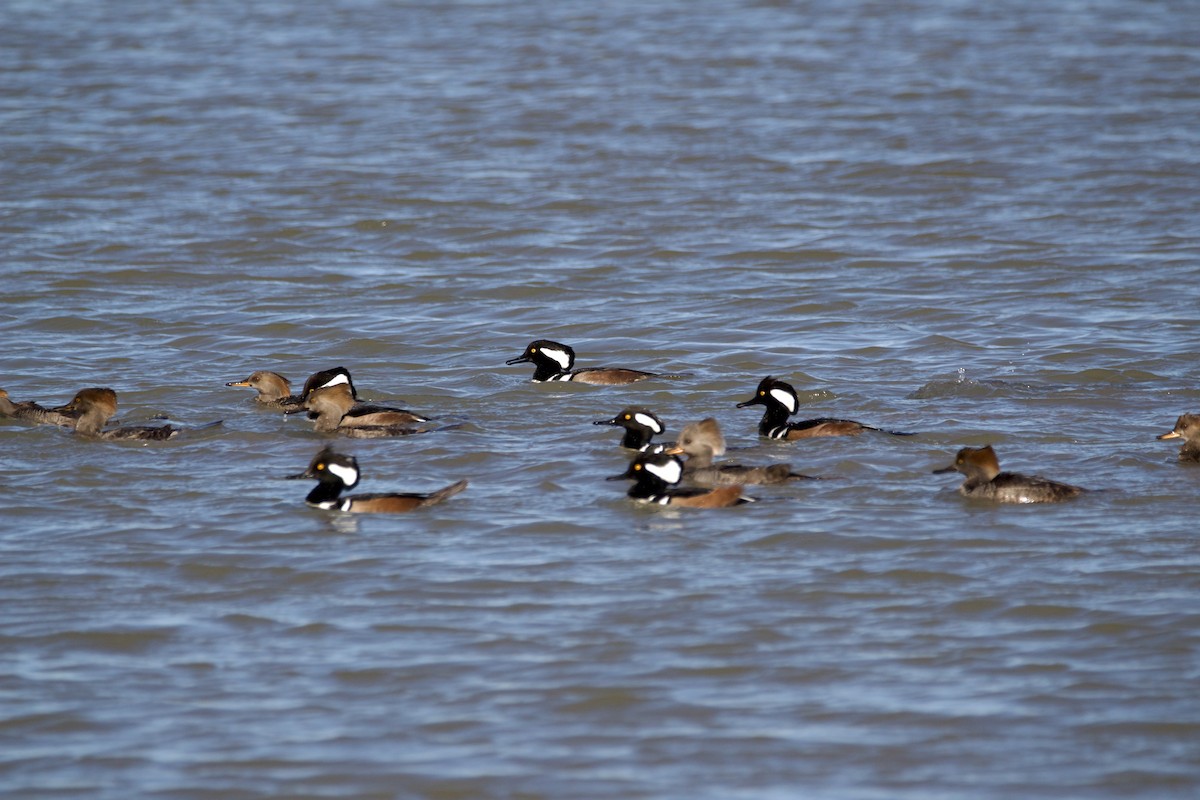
[736, 376, 914, 439]
[287, 448, 467, 513]
[60, 387, 178, 441]
[607, 450, 755, 507]
[506, 339, 659, 385]
[0, 387, 80, 427]
[300, 366, 357, 400]
[933, 445, 1084, 503]
[225, 371, 305, 411]
[593, 407, 666, 450]
[1157, 413, 1200, 463]
[303, 384, 428, 437]
[666, 418, 815, 486]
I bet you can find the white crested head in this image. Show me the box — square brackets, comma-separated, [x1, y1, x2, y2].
[634, 412, 663, 434]
[645, 457, 682, 486]
[538, 344, 572, 371]
[321, 372, 351, 389]
[326, 461, 359, 488]
[769, 386, 797, 414]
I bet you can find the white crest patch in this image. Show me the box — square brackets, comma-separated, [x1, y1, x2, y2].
[769, 387, 797, 413]
[327, 462, 359, 487]
[539, 345, 571, 371]
[321, 373, 351, 389]
[634, 413, 663, 433]
[645, 459, 682, 485]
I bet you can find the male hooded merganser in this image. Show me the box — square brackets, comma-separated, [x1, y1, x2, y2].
[60, 387, 178, 441]
[287, 448, 467, 513]
[0, 387, 80, 427]
[593, 407, 666, 450]
[736, 376, 913, 439]
[1157, 413, 1200, 463]
[933, 445, 1084, 503]
[666, 418, 814, 486]
[300, 366, 357, 400]
[303, 384, 428, 437]
[607, 450, 754, 507]
[225, 371, 305, 410]
[506, 339, 658, 385]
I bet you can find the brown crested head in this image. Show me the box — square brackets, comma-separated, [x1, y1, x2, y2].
[934, 445, 1001, 480]
[304, 383, 355, 413]
[227, 370, 290, 394]
[671, 417, 726, 461]
[65, 387, 119, 415]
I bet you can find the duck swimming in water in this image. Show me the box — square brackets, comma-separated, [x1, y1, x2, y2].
[932, 445, 1084, 503]
[736, 376, 914, 440]
[303, 384, 429, 437]
[507, 340, 660, 385]
[667, 418, 815, 486]
[60, 387, 178, 441]
[0, 387, 80, 428]
[287, 448, 467, 513]
[607, 449, 755, 507]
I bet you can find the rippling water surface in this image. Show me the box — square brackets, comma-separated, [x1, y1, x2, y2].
[3, 1, 1199, 797]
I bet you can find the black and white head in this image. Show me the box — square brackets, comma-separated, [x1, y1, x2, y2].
[607, 450, 685, 488]
[736, 375, 798, 415]
[594, 407, 666, 448]
[288, 448, 361, 490]
[302, 366, 357, 400]
[505, 339, 576, 374]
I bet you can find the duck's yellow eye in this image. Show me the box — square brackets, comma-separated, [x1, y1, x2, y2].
[624, 414, 631, 420]
[759, 390, 765, 396]
[634, 463, 642, 471]
[531, 347, 538, 353]
[316, 463, 325, 470]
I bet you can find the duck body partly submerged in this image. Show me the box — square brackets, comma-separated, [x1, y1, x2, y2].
[608, 450, 754, 507]
[0, 388, 80, 428]
[287, 449, 467, 513]
[507, 339, 658, 385]
[736, 376, 913, 439]
[933, 445, 1084, 503]
[304, 384, 429, 437]
[61, 387, 179, 441]
[668, 418, 814, 486]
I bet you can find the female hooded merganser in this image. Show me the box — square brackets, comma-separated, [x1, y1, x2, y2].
[736, 376, 913, 439]
[593, 407, 666, 450]
[303, 384, 429, 437]
[607, 450, 754, 507]
[506, 340, 658, 385]
[933, 445, 1084, 503]
[287, 448, 467, 513]
[667, 418, 814, 486]
[0, 387, 80, 427]
[60, 387, 178, 441]
[225, 371, 305, 410]
[1157, 413, 1200, 463]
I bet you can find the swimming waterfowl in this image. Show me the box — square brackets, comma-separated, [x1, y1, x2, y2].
[287, 448, 467, 512]
[60, 387, 178, 441]
[1157, 413, 1200, 463]
[607, 449, 754, 507]
[594, 407, 666, 450]
[736, 376, 913, 439]
[667, 418, 814, 486]
[303, 384, 428, 437]
[506, 339, 659, 385]
[932, 445, 1084, 503]
[0, 387, 80, 427]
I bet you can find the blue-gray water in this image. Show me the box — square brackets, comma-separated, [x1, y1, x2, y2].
[3, 1, 1199, 798]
